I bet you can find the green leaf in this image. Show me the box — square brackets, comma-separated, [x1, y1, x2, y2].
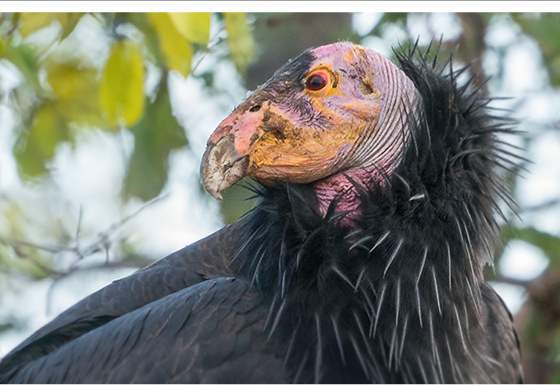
[14, 103, 69, 176]
[0, 40, 4, 56]
[503, 226, 560, 269]
[370, 13, 408, 37]
[513, 13, 560, 86]
[100, 39, 145, 128]
[224, 13, 255, 74]
[168, 12, 211, 45]
[220, 179, 257, 224]
[552, 371, 560, 384]
[124, 79, 188, 201]
[2, 43, 45, 95]
[0, 321, 16, 334]
[59, 13, 84, 40]
[148, 13, 192, 77]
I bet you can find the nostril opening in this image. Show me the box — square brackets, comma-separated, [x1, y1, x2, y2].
[249, 105, 261, 113]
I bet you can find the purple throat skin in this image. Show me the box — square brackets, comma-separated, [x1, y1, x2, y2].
[313, 166, 389, 219]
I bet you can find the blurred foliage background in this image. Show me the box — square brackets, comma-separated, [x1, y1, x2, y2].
[0, 11, 559, 382]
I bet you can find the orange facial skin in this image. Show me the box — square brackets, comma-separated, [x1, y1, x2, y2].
[201, 42, 393, 201]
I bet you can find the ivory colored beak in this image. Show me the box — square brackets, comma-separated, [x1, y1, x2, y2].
[200, 134, 250, 201]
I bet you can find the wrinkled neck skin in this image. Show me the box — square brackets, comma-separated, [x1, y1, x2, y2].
[313, 55, 419, 220]
[313, 102, 416, 219]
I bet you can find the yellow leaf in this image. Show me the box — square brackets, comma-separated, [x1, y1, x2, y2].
[149, 13, 192, 77]
[47, 63, 98, 100]
[31, 105, 68, 158]
[168, 12, 211, 45]
[100, 40, 145, 128]
[46, 62, 105, 127]
[19, 13, 57, 38]
[55, 99, 106, 128]
[15, 103, 69, 176]
[19, 13, 84, 40]
[224, 13, 255, 74]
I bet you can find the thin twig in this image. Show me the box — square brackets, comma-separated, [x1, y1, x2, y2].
[1, 192, 170, 275]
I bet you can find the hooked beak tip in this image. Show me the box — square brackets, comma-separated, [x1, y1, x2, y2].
[207, 188, 223, 202]
[200, 135, 249, 202]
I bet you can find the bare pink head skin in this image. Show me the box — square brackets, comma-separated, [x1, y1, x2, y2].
[201, 42, 420, 220]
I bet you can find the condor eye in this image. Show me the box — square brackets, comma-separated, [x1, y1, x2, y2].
[306, 72, 328, 91]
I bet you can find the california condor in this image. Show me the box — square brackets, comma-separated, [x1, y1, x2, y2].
[0, 41, 523, 383]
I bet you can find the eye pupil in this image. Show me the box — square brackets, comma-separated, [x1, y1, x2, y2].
[306, 72, 328, 91]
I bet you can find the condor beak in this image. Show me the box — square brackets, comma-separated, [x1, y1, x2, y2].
[200, 134, 249, 201]
[200, 105, 263, 201]
[200, 88, 368, 201]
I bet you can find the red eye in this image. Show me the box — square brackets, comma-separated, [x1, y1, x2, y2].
[306, 72, 328, 91]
